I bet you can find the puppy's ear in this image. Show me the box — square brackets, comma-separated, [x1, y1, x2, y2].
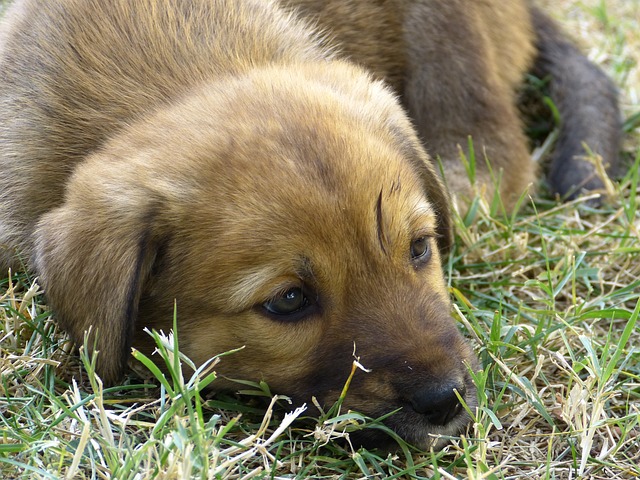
[411, 156, 453, 256]
[33, 194, 159, 384]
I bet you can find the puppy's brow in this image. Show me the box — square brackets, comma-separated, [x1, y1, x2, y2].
[228, 266, 287, 309]
[410, 198, 438, 235]
[414, 199, 435, 217]
[227, 260, 314, 310]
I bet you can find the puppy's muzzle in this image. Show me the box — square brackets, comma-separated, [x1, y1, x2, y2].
[296, 299, 477, 449]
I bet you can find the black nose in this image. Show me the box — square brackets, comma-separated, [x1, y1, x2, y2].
[410, 381, 466, 426]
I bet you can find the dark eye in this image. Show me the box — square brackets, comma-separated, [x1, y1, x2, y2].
[410, 236, 432, 265]
[263, 287, 310, 318]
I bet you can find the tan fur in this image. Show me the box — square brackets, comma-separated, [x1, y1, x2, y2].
[286, 0, 538, 206]
[0, 0, 620, 448]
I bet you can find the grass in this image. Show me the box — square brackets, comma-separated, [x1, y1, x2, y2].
[1, 0, 640, 478]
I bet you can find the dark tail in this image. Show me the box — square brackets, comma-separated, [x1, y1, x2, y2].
[530, 7, 622, 200]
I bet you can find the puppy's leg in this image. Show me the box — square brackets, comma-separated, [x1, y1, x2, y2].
[530, 7, 622, 200]
[401, 2, 536, 211]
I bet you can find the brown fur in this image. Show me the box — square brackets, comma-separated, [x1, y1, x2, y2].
[285, 0, 620, 205]
[0, 0, 620, 448]
[286, 0, 538, 206]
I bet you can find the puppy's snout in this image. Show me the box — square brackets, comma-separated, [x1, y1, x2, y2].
[410, 381, 466, 426]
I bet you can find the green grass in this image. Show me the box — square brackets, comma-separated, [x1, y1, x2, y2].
[2, 0, 640, 478]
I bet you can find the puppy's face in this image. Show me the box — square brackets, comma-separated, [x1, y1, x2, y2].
[35, 63, 476, 449]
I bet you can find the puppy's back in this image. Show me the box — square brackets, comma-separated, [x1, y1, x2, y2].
[0, 0, 327, 268]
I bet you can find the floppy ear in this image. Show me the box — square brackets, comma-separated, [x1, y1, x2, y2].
[33, 190, 159, 384]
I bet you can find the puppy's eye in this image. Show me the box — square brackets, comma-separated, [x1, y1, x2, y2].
[263, 287, 309, 317]
[410, 236, 432, 265]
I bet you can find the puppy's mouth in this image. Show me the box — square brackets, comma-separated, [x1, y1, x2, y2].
[347, 392, 476, 450]
[311, 371, 478, 450]
[373, 397, 474, 449]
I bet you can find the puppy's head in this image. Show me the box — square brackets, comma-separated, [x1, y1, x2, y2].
[34, 61, 475, 449]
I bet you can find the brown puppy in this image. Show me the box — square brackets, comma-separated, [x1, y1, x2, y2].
[0, 0, 619, 449]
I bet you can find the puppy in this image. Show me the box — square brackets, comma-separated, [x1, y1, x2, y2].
[0, 0, 619, 449]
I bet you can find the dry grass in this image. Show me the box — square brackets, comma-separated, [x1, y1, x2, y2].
[1, 0, 639, 478]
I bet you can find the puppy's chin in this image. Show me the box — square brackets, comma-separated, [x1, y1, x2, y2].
[359, 395, 476, 451]
[321, 380, 477, 451]
[275, 383, 476, 451]
[347, 411, 473, 451]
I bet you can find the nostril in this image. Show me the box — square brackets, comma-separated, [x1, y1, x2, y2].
[410, 381, 466, 426]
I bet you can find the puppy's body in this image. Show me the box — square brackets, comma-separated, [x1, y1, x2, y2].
[0, 0, 620, 448]
[285, 0, 620, 203]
